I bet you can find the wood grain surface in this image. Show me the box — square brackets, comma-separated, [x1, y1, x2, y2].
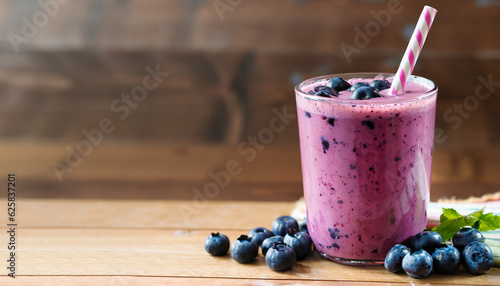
[2, 141, 499, 201]
[0, 199, 498, 285]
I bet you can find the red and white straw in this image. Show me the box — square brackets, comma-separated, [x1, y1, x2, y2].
[389, 6, 437, 95]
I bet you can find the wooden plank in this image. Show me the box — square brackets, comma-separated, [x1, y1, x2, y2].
[0, 1, 194, 51]
[0, 276, 439, 286]
[245, 54, 500, 102]
[17, 180, 304, 201]
[0, 51, 498, 98]
[240, 55, 500, 144]
[0, 51, 498, 147]
[486, 95, 500, 144]
[193, 0, 500, 52]
[0, 51, 247, 143]
[0, 141, 499, 201]
[0, 142, 304, 183]
[0, 1, 498, 52]
[16, 199, 296, 230]
[10, 177, 500, 202]
[435, 99, 491, 151]
[0, 228, 498, 284]
[0, 142, 232, 181]
[0, 94, 231, 141]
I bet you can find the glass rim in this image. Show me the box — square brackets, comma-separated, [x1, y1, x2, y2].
[295, 72, 437, 106]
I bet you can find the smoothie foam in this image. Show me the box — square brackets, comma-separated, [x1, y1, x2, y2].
[295, 73, 437, 263]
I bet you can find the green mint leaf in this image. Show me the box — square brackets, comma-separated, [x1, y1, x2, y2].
[432, 217, 469, 241]
[468, 209, 484, 220]
[464, 214, 481, 227]
[440, 208, 462, 223]
[432, 208, 499, 241]
[472, 220, 480, 229]
[476, 213, 500, 232]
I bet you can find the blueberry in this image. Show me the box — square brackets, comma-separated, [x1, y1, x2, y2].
[262, 236, 285, 256]
[384, 244, 411, 273]
[350, 86, 381, 100]
[402, 249, 433, 279]
[231, 235, 258, 264]
[326, 77, 351, 92]
[265, 242, 296, 272]
[247, 227, 275, 247]
[369, 79, 391, 91]
[204, 232, 230, 256]
[299, 219, 308, 234]
[347, 82, 369, 91]
[462, 241, 494, 275]
[284, 231, 312, 260]
[410, 231, 442, 254]
[314, 86, 339, 98]
[432, 244, 461, 275]
[272, 216, 299, 236]
[452, 227, 484, 253]
[313, 85, 328, 93]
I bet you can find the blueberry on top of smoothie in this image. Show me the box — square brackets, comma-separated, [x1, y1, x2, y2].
[369, 79, 391, 91]
[348, 82, 369, 91]
[314, 86, 339, 98]
[326, 77, 351, 92]
[350, 86, 381, 100]
[313, 85, 329, 93]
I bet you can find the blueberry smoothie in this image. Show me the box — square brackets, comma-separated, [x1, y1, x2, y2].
[295, 73, 437, 265]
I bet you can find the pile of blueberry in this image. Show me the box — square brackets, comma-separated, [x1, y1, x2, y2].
[384, 227, 494, 278]
[204, 215, 311, 272]
[309, 77, 390, 100]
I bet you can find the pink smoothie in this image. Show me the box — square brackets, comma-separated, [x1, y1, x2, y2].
[295, 73, 437, 264]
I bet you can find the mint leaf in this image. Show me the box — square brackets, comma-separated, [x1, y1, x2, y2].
[432, 208, 499, 241]
[476, 213, 500, 232]
[432, 217, 471, 241]
[472, 220, 480, 229]
[466, 209, 484, 229]
[468, 209, 484, 219]
[440, 208, 462, 223]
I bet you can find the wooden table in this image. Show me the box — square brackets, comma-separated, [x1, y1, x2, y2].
[1, 199, 498, 285]
[0, 0, 499, 284]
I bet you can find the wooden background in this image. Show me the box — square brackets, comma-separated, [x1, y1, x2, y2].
[0, 0, 499, 201]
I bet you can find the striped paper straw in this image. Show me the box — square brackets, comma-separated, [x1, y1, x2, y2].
[389, 6, 437, 95]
